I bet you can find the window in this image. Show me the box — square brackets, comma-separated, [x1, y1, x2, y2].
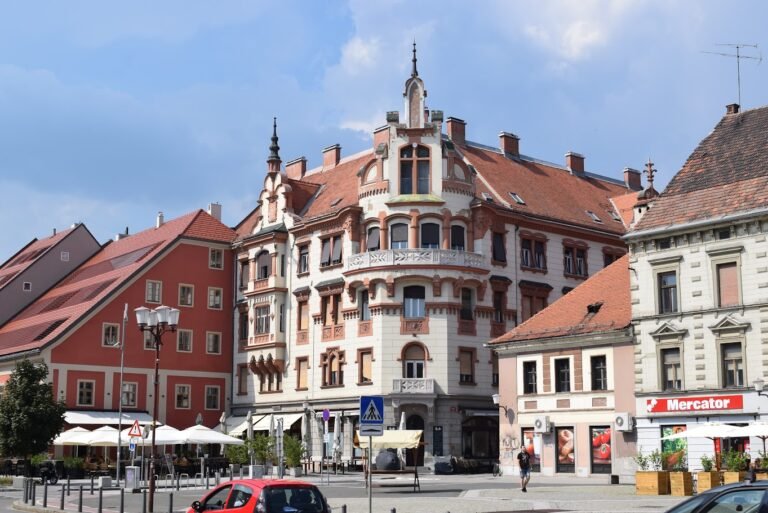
[554, 358, 571, 393]
[520, 283, 550, 322]
[564, 243, 588, 277]
[205, 386, 220, 410]
[77, 380, 95, 406]
[399, 144, 430, 194]
[23, 282, 32, 292]
[208, 287, 223, 309]
[296, 358, 309, 390]
[390, 223, 408, 249]
[451, 225, 465, 251]
[359, 290, 370, 321]
[61, 251, 70, 262]
[322, 294, 341, 326]
[320, 235, 343, 267]
[604, 252, 618, 267]
[121, 382, 137, 408]
[239, 260, 249, 288]
[591, 355, 608, 391]
[321, 350, 345, 387]
[509, 192, 525, 205]
[209, 248, 224, 269]
[491, 352, 499, 386]
[492, 291, 504, 323]
[298, 301, 309, 331]
[403, 286, 426, 318]
[256, 251, 271, 279]
[102, 323, 119, 347]
[143, 331, 155, 350]
[523, 361, 537, 394]
[717, 262, 739, 307]
[255, 306, 270, 334]
[661, 348, 682, 390]
[586, 210, 602, 223]
[237, 365, 249, 395]
[460, 288, 473, 320]
[146, 280, 162, 303]
[403, 344, 425, 378]
[280, 255, 285, 277]
[206, 332, 221, 354]
[179, 284, 194, 307]
[492, 232, 506, 262]
[420, 223, 440, 249]
[657, 238, 672, 250]
[298, 245, 309, 274]
[177, 330, 193, 352]
[279, 304, 285, 332]
[175, 385, 191, 409]
[358, 349, 373, 384]
[458, 349, 474, 383]
[367, 227, 380, 252]
[722, 343, 743, 388]
[658, 271, 678, 313]
[521, 239, 532, 267]
[238, 312, 248, 342]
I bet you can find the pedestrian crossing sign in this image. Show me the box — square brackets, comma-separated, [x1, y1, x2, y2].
[360, 396, 384, 425]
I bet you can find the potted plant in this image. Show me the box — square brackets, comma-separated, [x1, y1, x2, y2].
[665, 451, 692, 496]
[757, 453, 768, 480]
[697, 454, 721, 492]
[225, 444, 248, 475]
[250, 434, 274, 478]
[635, 449, 670, 495]
[284, 435, 305, 477]
[63, 456, 85, 479]
[723, 450, 747, 484]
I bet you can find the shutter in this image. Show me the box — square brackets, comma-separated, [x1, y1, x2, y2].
[331, 236, 343, 264]
[367, 228, 380, 251]
[320, 239, 331, 265]
[459, 351, 473, 375]
[521, 295, 532, 321]
[718, 262, 739, 306]
[421, 223, 439, 248]
[299, 360, 307, 388]
[391, 223, 408, 247]
[362, 352, 372, 381]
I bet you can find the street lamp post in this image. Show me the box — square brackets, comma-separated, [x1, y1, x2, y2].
[135, 305, 180, 513]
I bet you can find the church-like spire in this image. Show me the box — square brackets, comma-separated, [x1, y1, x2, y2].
[411, 40, 418, 77]
[267, 117, 281, 174]
[644, 157, 656, 190]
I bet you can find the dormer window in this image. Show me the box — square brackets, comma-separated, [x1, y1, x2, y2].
[482, 192, 494, 203]
[509, 192, 525, 205]
[399, 145, 430, 194]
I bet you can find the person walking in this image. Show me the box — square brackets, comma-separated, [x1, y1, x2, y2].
[517, 446, 531, 492]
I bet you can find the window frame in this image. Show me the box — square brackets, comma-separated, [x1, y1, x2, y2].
[420, 222, 440, 249]
[206, 331, 222, 355]
[460, 287, 474, 321]
[204, 385, 220, 410]
[450, 225, 465, 251]
[178, 283, 195, 307]
[237, 364, 249, 396]
[297, 300, 309, 332]
[209, 248, 224, 270]
[357, 348, 373, 385]
[256, 251, 271, 279]
[719, 338, 745, 389]
[403, 343, 427, 379]
[239, 260, 249, 289]
[520, 231, 547, 272]
[366, 227, 381, 252]
[121, 381, 138, 408]
[320, 235, 343, 267]
[77, 380, 95, 407]
[553, 357, 572, 393]
[177, 329, 193, 353]
[491, 232, 507, 263]
[590, 355, 608, 391]
[320, 349, 345, 388]
[650, 256, 682, 315]
[298, 245, 310, 274]
[175, 384, 191, 409]
[563, 240, 589, 278]
[399, 144, 430, 195]
[659, 346, 683, 391]
[254, 305, 271, 334]
[390, 222, 409, 249]
[207, 287, 223, 310]
[457, 347, 476, 385]
[403, 286, 426, 319]
[359, 290, 371, 321]
[522, 360, 537, 394]
[708, 247, 743, 309]
[143, 331, 156, 350]
[101, 322, 120, 348]
[296, 357, 309, 391]
[146, 280, 162, 304]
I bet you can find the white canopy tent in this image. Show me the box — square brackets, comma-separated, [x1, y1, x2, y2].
[52, 427, 91, 446]
[355, 430, 423, 449]
[180, 425, 245, 445]
[252, 413, 303, 432]
[121, 425, 187, 446]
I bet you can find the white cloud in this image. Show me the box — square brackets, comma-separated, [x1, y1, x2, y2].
[340, 37, 381, 75]
[340, 112, 384, 138]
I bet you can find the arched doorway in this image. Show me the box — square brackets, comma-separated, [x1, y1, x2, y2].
[461, 417, 499, 460]
[405, 414, 425, 466]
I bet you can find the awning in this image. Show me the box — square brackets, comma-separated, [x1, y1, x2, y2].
[463, 409, 498, 417]
[65, 410, 155, 426]
[355, 430, 423, 449]
[252, 413, 303, 432]
[224, 415, 265, 437]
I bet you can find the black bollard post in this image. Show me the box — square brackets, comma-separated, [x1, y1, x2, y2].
[176, 474, 180, 491]
[391, 508, 396, 513]
[78, 485, 83, 512]
[91, 474, 95, 494]
[168, 492, 173, 513]
[43, 481, 48, 508]
[31, 481, 36, 506]
[60, 484, 65, 510]
[142, 490, 147, 513]
[341, 505, 347, 513]
[98, 487, 103, 513]
[22, 478, 28, 504]
[67, 476, 71, 496]
[120, 488, 125, 513]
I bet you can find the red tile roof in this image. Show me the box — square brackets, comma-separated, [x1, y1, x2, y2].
[489, 254, 630, 344]
[299, 152, 372, 219]
[462, 144, 630, 234]
[0, 226, 78, 289]
[610, 191, 639, 229]
[635, 105, 768, 232]
[0, 210, 235, 357]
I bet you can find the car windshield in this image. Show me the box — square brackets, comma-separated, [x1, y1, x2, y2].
[666, 494, 710, 513]
[265, 486, 325, 513]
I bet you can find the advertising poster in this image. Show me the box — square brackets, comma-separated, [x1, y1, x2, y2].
[661, 425, 687, 470]
[556, 426, 575, 472]
[521, 428, 541, 470]
[590, 426, 612, 474]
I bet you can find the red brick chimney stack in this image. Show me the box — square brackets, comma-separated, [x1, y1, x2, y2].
[322, 144, 341, 169]
[565, 152, 585, 176]
[286, 157, 307, 180]
[446, 117, 466, 147]
[726, 103, 740, 115]
[499, 132, 520, 157]
[623, 167, 642, 191]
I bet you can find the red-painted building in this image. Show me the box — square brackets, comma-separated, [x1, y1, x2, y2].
[0, 208, 235, 438]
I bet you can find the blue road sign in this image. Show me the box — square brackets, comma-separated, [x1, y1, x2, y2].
[360, 396, 384, 425]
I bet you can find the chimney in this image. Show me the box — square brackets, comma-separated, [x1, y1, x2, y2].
[52, 228, 56, 236]
[207, 202, 222, 221]
[322, 144, 341, 169]
[565, 152, 585, 176]
[499, 132, 520, 157]
[156, 212, 164, 228]
[623, 167, 642, 191]
[726, 103, 740, 115]
[286, 157, 307, 180]
[446, 117, 466, 146]
[115, 226, 129, 241]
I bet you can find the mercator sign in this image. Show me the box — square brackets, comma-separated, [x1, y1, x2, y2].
[646, 394, 743, 413]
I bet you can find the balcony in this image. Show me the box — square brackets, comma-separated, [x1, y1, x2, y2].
[392, 378, 435, 394]
[345, 249, 487, 273]
[321, 323, 345, 342]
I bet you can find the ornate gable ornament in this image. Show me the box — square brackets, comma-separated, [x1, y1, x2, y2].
[650, 322, 688, 341]
[709, 315, 750, 335]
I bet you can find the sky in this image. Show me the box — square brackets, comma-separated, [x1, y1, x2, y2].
[1, 0, 767, 259]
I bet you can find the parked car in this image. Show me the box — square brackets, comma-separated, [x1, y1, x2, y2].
[187, 479, 331, 513]
[665, 481, 768, 513]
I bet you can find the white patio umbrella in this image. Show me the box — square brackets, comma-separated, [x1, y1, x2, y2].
[397, 412, 406, 469]
[246, 410, 254, 466]
[121, 425, 186, 446]
[660, 422, 741, 441]
[729, 422, 768, 453]
[181, 424, 245, 445]
[332, 412, 341, 463]
[83, 426, 121, 447]
[52, 427, 91, 446]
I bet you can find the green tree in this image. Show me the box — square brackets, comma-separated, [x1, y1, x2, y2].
[0, 360, 66, 459]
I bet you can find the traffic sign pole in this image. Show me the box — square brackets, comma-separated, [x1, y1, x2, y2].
[368, 435, 373, 513]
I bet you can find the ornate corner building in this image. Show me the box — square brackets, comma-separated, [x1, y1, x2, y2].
[231, 47, 636, 467]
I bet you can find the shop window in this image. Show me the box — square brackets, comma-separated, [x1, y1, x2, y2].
[390, 223, 408, 249]
[400, 145, 430, 194]
[590, 426, 612, 474]
[556, 427, 575, 473]
[523, 361, 537, 394]
[451, 225, 465, 251]
[421, 223, 440, 249]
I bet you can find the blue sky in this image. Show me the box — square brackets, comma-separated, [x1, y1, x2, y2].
[2, 1, 767, 259]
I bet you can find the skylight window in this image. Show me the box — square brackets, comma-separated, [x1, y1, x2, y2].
[609, 210, 622, 222]
[481, 192, 494, 203]
[509, 192, 526, 205]
[586, 211, 602, 223]
[330, 198, 342, 207]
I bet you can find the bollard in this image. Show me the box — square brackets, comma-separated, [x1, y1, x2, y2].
[98, 487, 103, 513]
[341, 505, 347, 513]
[43, 481, 48, 508]
[391, 508, 396, 513]
[206, 474, 209, 489]
[60, 484, 65, 510]
[142, 490, 147, 513]
[91, 475, 95, 494]
[239, 467, 243, 480]
[78, 485, 83, 512]
[215, 471, 221, 486]
[120, 488, 125, 513]
[176, 474, 180, 491]
[67, 476, 71, 496]
[168, 492, 174, 513]
[31, 481, 36, 506]
[22, 478, 27, 504]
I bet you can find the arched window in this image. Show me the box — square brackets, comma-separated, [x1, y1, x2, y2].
[420, 223, 440, 249]
[451, 225, 465, 251]
[321, 349, 345, 387]
[256, 251, 271, 279]
[367, 227, 380, 252]
[403, 286, 426, 318]
[390, 223, 408, 249]
[400, 145, 430, 194]
[403, 343, 426, 378]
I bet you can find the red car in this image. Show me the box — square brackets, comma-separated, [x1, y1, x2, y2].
[187, 479, 331, 513]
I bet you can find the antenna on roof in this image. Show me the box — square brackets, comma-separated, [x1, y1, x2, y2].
[702, 43, 761, 106]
